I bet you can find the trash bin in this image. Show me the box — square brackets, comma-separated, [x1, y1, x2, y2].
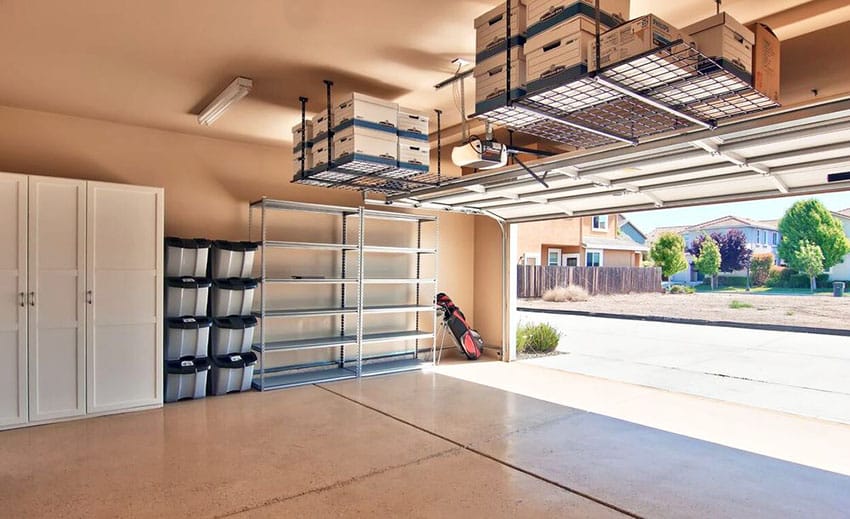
[165, 237, 211, 277]
[210, 278, 258, 317]
[165, 357, 210, 402]
[166, 277, 211, 318]
[211, 241, 259, 279]
[834, 281, 845, 297]
[211, 316, 258, 356]
[165, 316, 212, 361]
[210, 352, 258, 395]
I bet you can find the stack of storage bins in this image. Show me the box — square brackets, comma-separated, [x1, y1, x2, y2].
[209, 241, 259, 395]
[293, 121, 313, 175]
[164, 238, 212, 402]
[397, 108, 430, 176]
[329, 92, 400, 172]
[474, 0, 528, 115]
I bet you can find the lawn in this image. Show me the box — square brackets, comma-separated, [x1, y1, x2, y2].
[693, 285, 846, 296]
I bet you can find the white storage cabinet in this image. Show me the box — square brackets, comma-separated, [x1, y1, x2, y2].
[0, 173, 164, 430]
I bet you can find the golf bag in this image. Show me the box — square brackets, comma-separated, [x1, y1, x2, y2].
[436, 292, 484, 360]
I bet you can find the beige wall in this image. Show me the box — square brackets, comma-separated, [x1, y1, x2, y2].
[517, 215, 620, 264]
[0, 104, 480, 342]
[473, 215, 504, 351]
[604, 250, 639, 267]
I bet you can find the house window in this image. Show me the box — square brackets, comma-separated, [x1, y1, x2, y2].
[755, 230, 760, 244]
[772, 232, 778, 245]
[585, 250, 603, 267]
[547, 248, 561, 266]
[592, 215, 608, 231]
[563, 254, 579, 267]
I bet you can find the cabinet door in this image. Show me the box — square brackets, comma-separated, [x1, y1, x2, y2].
[86, 182, 164, 413]
[28, 177, 86, 422]
[0, 173, 28, 428]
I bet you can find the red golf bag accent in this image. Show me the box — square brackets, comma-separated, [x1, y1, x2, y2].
[436, 292, 484, 360]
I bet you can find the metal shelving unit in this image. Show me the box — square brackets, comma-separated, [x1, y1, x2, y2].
[249, 198, 438, 390]
[474, 2, 779, 150]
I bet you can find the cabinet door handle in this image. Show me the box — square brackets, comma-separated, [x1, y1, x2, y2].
[86, 290, 93, 305]
[28, 291, 35, 306]
[19, 292, 25, 307]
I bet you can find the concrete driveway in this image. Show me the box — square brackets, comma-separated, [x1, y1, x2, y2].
[519, 312, 850, 424]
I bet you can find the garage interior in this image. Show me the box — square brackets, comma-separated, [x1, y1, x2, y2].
[2, 1, 850, 517]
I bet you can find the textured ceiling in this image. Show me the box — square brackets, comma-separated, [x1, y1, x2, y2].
[0, 0, 846, 146]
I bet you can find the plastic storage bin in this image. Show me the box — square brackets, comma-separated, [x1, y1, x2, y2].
[165, 358, 210, 402]
[165, 237, 211, 277]
[211, 316, 258, 356]
[211, 241, 259, 279]
[210, 278, 258, 317]
[166, 277, 211, 318]
[210, 352, 258, 395]
[166, 316, 212, 360]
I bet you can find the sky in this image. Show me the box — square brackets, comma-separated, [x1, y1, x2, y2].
[624, 192, 850, 234]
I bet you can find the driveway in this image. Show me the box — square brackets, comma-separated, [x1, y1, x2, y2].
[519, 311, 850, 424]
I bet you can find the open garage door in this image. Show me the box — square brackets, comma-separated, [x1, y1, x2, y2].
[385, 97, 850, 223]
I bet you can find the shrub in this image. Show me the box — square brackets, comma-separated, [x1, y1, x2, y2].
[516, 322, 562, 353]
[729, 300, 753, 309]
[668, 284, 695, 294]
[765, 267, 829, 289]
[750, 253, 774, 286]
[542, 285, 590, 302]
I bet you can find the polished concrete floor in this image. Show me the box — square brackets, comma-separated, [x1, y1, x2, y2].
[2, 369, 850, 518]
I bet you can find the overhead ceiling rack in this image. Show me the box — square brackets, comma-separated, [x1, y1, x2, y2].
[291, 81, 445, 196]
[380, 97, 850, 223]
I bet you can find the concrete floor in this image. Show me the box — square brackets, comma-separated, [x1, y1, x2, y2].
[519, 312, 850, 423]
[2, 369, 850, 518]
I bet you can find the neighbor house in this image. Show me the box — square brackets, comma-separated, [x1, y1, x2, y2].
[648, 216, 781, 283]
[827, 209, 850, 281]
[518, 214, 648, 267]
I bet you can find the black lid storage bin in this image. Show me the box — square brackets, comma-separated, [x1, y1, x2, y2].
[210, 278, 258, 318]
[210, 316, 258, 356]
[210, 352, 258, 395]
[211, 241, 259, 279]
[165, 358, 210, 402]
[165, 316, 212, 360]
[165, 277, 211, 318]
[165, 237, 212, 277]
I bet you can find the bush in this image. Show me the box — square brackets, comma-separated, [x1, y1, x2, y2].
[765, 267, 829, 288]
[750, 253, 774, 286]
[716, 276, 749, 288]
[542, 285, 590, 302]
[516, 322, 562, 353]
[668, 284, 695, 294]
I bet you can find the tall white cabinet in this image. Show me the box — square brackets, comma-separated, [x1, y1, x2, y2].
[0, 173, 164, 430]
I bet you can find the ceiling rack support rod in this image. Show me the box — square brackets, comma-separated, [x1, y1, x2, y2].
[593, 75, 716, 131]
[511, 154, 549, 188]
[435, 109, 442, 185]
[513, 102, 637, 145]
[299, 96, 308, 178]
[324, 79, 334, 171]
[505, 0, 512, 108]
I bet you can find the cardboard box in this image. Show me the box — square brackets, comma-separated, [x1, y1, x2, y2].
[525, 16, 598, 82]
[475, 0, 527, 55]
[333, 123, 398, 163]
[589, 14, 697, 89]
[292, 153, 313, 174]
[311, 110, 330, 140]
[475, 46, 527, 103]
[311, 138, 331, 169]
[398, 138, 430, 168]
[746, 22, 780, 103]
[333, 92, 398, 132]
[397, 108, 429, 139]
[683, 12, 754, 74]
[527, 0, 627, 37]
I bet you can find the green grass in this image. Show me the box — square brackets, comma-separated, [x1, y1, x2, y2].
[729, 300, 754, 309]
[694, 285, 843, 296]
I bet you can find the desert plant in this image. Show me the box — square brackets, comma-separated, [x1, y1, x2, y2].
[542, 285, 590, 302]
[794, 240, 825, 292]
[651, 233, 688, 280]
[729, 300, 754, 309]
[516, 322, 562, 353]
[750, 253, 774, 286]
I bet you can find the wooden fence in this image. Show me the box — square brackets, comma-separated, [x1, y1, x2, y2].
[517, 265, 662, 298]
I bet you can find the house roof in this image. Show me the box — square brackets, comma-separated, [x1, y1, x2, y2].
[687, 215, 778, 231]
[835, 209, 850, 219]
[582, 236, 649, 252]
[617, 214, 647, 240]
[645, 226, 688, 244]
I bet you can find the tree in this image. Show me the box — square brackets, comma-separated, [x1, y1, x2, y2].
[750, 253, 774, 286]
[778, 199, 850, 270]
[650, 233, 688, 280]
[794, 240, 825, 292]
[694, 235, 721, 289]
[718, 229, 752, 274]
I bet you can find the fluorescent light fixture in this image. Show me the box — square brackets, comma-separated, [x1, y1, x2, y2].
[198, 76, 253, 126]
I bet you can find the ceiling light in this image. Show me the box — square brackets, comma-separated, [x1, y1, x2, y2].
[198, 77, 253, 126]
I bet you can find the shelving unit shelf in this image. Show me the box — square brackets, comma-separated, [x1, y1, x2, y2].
[249, 198, 439, 391]
[476, 41, 779, 149]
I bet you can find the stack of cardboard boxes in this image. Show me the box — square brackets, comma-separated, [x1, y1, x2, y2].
[292, 121, 313, 175]
[474, 0, 528, 112]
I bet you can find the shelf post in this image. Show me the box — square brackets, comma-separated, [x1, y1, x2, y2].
[260, 201, 267, 391]
[356, 208, 365, 376]
[415, 220, 422, 359]
[340, 214, 347, 369]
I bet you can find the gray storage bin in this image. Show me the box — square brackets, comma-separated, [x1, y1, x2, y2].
[211, 241, 259, 279]
[210, 352, 257, 395]
[165, 237, 211, 277]
[211, 316, 258, 356]
[210, 278, 258, 317]
[166, 316, 212, 360]
[166, 277, 211, 318]
[165, 358, 210, 402]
